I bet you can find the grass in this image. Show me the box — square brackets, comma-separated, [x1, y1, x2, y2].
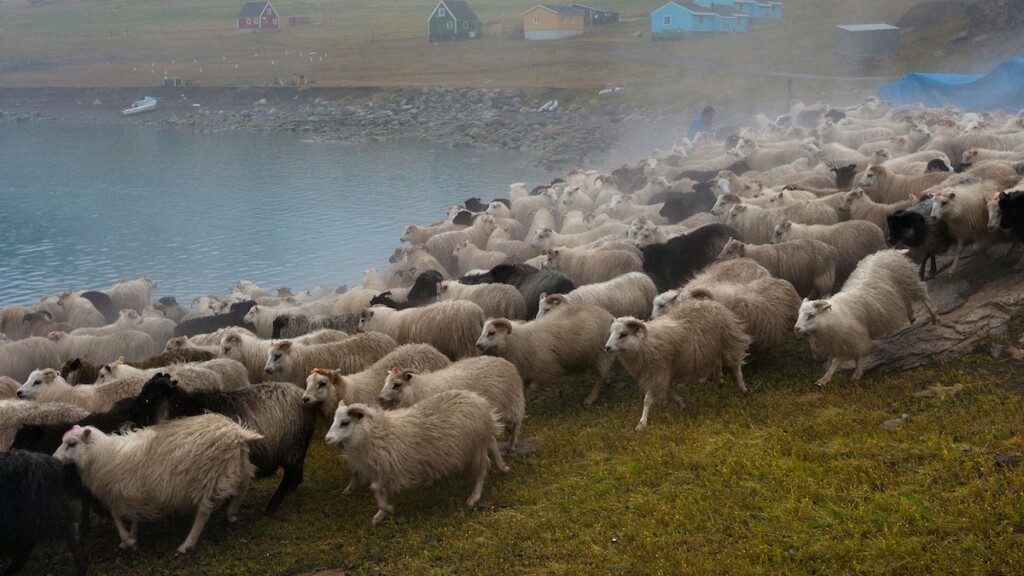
[19, 319, 1024, 575]
[0, 0, 986, 112]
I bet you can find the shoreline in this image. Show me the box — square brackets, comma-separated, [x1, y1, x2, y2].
[0, 86, 693, 169]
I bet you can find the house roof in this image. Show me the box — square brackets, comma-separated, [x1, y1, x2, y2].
[569, 3, 617, 13]
[440, 0, 480, 22]
[837, 24, 899, 32]
[661, 1, 744, 18]
[238, 1, 270, 18]
[524, 4, 586, 16]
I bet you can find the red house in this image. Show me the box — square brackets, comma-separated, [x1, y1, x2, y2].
[237, 1, 279, 33]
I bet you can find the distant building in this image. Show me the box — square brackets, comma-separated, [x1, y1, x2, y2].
[696, 0, 782, 20]
[569, 4, 619, 26]
[523, 5, 585, 40]
[651, 2, 749, 39]
[428, 0, 483, 42]
[836, 24, 900, 60]
[237, 1, 279, 33]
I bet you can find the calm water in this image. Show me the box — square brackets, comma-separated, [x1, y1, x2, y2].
[0, 122, 557, 306]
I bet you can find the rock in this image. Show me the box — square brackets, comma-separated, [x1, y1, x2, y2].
[912, 382, 964, 398]
[880, 414, 910, 431]
[991, 344, 1008, 359]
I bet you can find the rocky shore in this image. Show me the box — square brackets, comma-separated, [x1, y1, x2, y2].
[0, 86, 692, 169]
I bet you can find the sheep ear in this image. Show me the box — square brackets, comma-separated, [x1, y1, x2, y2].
[278, 341, 293, 351]
[80, 428, 92, 440]
[69, 358, 82, 370]
[347, 406, 369, 421]
[402, 370, 418, 381]
[539, 292, 548, 300]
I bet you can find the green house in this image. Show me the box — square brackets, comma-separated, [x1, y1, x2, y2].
[428, 0, 482, 42]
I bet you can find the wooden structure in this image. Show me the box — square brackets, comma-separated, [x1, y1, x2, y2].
[523, 5, 585, 40]
[428, 0, 483, 42]
[836, 24, 900, 60]
[237, 1, 279, 33]
[651, 1, 749, 39]
[569, 4, 619, 26]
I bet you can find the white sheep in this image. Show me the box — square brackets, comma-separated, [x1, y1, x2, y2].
[104, 275, 156, 313]
[437, 280, 528, 321]
[0, 375, 18, 399]
[486, 224, 539, 262]
[717, 237, 837, 298]
[525, 207, 559, 244]
[535, 271, 658, 320]
[95, 358, 249, 391]
[424, 215, 498, 274]
[47, 329, 155, 365]
[379, 356, 525, 450]
[69, 309, 144, 337]
[53, 413, 261, 553]
[770, 220, 887, 286]
[857, 164, 951, 204]
[794, 250, 939, 387]
[476, 302, 614, 405]
[324, 389, 507, 524]
[451, 239, 509, 278]
[57, 292, 106, 329]
[264, 333, 399, 386]
[543, 246, 642, 286]
[0, 336, 61, 382]
[359, 300, 486, 360]
[400, 220, 463, 246]
[605, 300, 750, 431]
[725, 202, 837, 244]
[930, 180, 1009, 275]
[840, 188, 917, 234]
[219, 327, 349, 383]
[18, 368, 147, 412]
[302, 343, 451, 425]
[164, 335, 221, 355]
[530, 223, 630, 251]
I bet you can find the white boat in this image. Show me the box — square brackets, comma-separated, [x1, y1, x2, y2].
[122, 96, 157, 116]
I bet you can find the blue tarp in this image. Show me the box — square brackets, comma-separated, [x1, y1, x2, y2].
[877, 57, 1024, 112]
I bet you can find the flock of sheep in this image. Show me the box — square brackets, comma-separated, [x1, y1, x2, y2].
[3, 95, 1024, 574]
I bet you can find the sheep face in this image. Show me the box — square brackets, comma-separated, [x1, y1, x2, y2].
[716, 238, 745, 261]
[475, 319, 511, 354]
[378, 368, 414, 408]
[930, 193, 955, 220]
[710, 194, 736, 217]
[264, 341, 294, 375]
[769, 221, 793, 244]
[52, 425, 93, 464]
[220, 333, 244, 360]
[987, 196, 1002, 232]
[634, 228, 658, 249]
[650, 291, 681, 320]
[451, 240, 470, 257]
[358, 309, 375, 332]
[165, 336, 188, 351]
[325, 404, 370, 447]
[17, 368, 59, 399]
[119, 310, 144, 326]
[303, 369, 337, 406]
[535, 294, 567, 319]
[529, 228, 555, 250]
[242, 305, 260, 324]
[859, 166, 884, 188]
[794, 299, 830, 337]
[604, 317, 646, 354]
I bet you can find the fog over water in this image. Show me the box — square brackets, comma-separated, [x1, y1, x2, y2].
[0, 122, 557, 305]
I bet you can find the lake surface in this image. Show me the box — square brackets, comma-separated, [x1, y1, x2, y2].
[0, 122, 558, 306]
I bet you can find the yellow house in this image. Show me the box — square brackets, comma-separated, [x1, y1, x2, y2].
[522, 5, 585, 40]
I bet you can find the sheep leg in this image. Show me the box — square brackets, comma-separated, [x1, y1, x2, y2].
[585, 354, 614, 405]
[113, 516, 136, 550]
[730, 362, 748, 394]
[342, 471, 363, 496]
[851, 358, 864, 382]
[948, 240, 965, 276]
[264, 466, 299, 515]
[922, 295, 940, 323]
[506, 420, 521, 453]
[64, 523, 89, 576]
[636, 391, 656, 432]
[370, 482, 394, 524]
[177, 503, 214, 554]
[489, 436, 511, 473]
[466, 448, 490, 509]
[815, 358, 843, 388]
[668, 390, 685, 408]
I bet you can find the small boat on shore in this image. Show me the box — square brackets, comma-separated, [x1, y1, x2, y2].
[122, 96, 157, 116]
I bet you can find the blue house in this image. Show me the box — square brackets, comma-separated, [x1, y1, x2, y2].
[696, 0, 782, 19]
[651, 2, 748, 38]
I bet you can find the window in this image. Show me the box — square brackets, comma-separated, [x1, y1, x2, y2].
[463, 21, 468, 29]
[438, 7, 446, 16]
[570, 16, 576, 23]
[663, 15, 671, 25]
[697, 15, 705, 24]
[533, 15, 540, 24]
[272, 18, 278, 25]
[247, 18, 253, 25]
[561, 15, 568, 23]
[447, 21, 454, 29]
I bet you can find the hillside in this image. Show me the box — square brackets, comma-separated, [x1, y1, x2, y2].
[0, 0, 1005, 111]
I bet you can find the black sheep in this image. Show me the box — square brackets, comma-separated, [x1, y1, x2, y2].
[129, 374, 315, 515]
[468, 263, 575, 319]
[885, 199, 954, 279]
[671, 160, 751, 186]
[641, 224, 739, 292]
[11, 398, 135, 538]
[998, 190, 1024, 241]
[0, 450, 88, 576]
[451, 209, 476, 226]
[367, 269, 443, 311]
[658, 181, 717, 224]
[464, 197, 488, 212]
[926, 158, 951, 173]
[173, 299, 257, 337]
[830, 163, 859, 189]
[79, 290, 118, 324]
[271, 313, 362, 339]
